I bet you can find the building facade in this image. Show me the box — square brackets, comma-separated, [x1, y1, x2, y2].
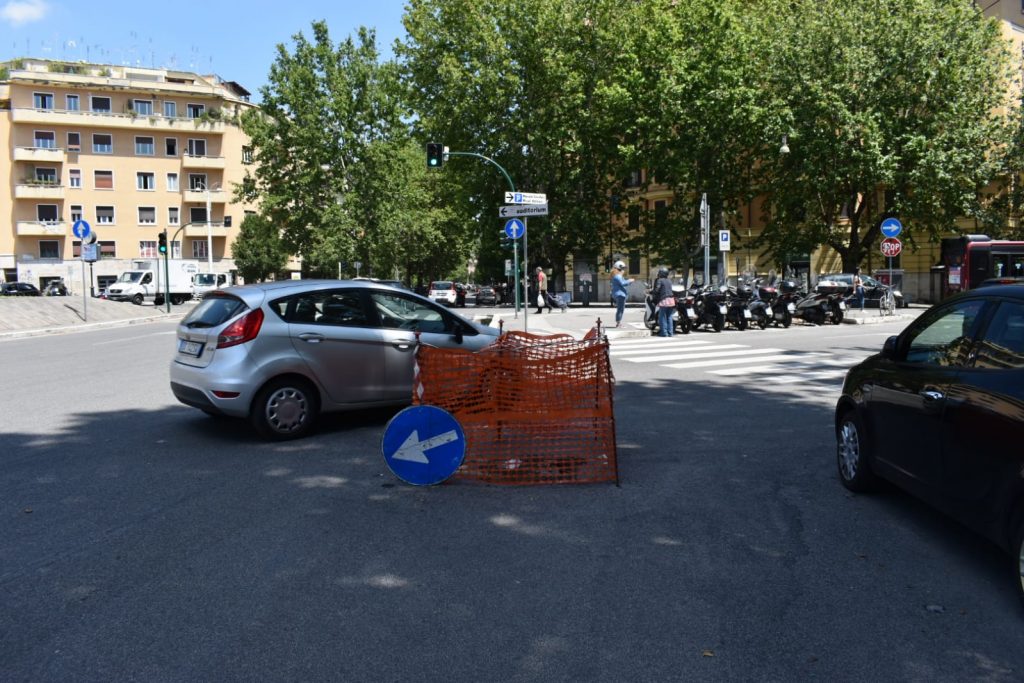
[0, 58, 257, 294]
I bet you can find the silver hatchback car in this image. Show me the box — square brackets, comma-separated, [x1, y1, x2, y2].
[170, 280, 500, 439]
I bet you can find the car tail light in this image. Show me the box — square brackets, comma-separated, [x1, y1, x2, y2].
[217, 308, 264, 349]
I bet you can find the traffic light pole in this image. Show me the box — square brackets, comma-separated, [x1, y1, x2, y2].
[162, 230, 171, 313]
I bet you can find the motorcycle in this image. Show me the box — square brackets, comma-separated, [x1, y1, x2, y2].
[747, 279, 775, 330]
[690, 283, 727, 332]
[771, 279, 800, 328]
[672, 282, 696, 334]
[44, 280, 69, 296]
[725, 282, 754, 331]
[792, 286, 846, 325]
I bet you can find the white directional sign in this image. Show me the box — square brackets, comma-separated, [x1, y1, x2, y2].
[498, 203, 548, 218]
[504, 191, 547, 205]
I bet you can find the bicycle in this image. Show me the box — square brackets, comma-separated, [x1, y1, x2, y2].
[878, 287, 896, 316]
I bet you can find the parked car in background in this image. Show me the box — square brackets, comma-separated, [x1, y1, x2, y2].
[428, 280, 458, 306]
[817, 272, 906, 308]
[834, 285, 1024, 604]
[43, 280, 69, 296]
[170, 280, 500, 440]
[1, 282, 42, 296]
[475, 286, 499, 306]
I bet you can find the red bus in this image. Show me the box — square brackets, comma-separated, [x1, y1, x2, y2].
[940, 234, 1024, 298]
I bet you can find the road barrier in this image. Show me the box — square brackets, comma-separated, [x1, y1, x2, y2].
[413, 328, 618, 485]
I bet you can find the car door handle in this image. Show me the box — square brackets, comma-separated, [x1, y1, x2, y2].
[392, 339, 417, 351]
[298, 333, 325, 343]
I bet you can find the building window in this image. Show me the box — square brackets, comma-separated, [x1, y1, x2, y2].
[70, 205, 83, 223]
[186, 138, 207, 156]
[66, 94, 80, 111]
[140, 241, 157, 258]
[132, 99, 153, 115]
[137, 172, 155, 191]
[37, 205, 59, 223]
[35, 167, 57, 183]
[190, 207, 208, 224]
[67, 132, 81, 151]
[93, 134, 113, 154]
[97, 206, 115, 224]
[94, 170, 114, 190]
[626, 170, 642, 188]
[39, 240, 60, 259]
[138, 207, 156, 224]
[168, 207, 179, 225]
[135, 136, 155, 155]
[242, 146, 253, 164]
[628, 205, 640, 230]
[33, 92, 54, 110]
[192, 240, 208, 259]
[186, 103, 205, 119]
[165, 138, 178, 156]
[69, 169, 81, 188]
[189, 174, 208, 191]
[91, 96, 111, 113]
[34, 131, 56, 149]
[654, 200, 668, 231]
[629, 250, 641, 275]
[163, 101, 177, 118]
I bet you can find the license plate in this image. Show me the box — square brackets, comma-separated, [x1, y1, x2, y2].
[838, 301, 847, 310]
[765, 306, 773, 317]
[686, 308, 696, 318]
[179, 339, 203, 356]
[742, 309, 752, 319]
[718, 305, 727, 315]
[787, 303, 796, 313]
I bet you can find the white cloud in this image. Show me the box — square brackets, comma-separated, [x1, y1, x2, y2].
[1, 0, 50, 27]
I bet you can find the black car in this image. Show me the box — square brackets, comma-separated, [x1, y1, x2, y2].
[1, 282, 42, 296]
[835, 285, 1024, 603]
[817, 272, 906, 308]
[475, 286, 499, 306]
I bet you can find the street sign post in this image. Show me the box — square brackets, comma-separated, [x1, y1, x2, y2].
[381, 405, 466, 486]
[504, 191, 547, 205]
[498, 204, 548, 218]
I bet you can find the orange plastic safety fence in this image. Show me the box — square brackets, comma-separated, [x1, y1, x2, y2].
[413, 329, 618, 485]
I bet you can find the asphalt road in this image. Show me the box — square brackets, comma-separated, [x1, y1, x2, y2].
[2, 319, 1023, 682]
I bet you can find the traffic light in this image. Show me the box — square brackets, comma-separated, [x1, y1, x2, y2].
[426, 142, 444, 169]
[158, 230, 168, 255]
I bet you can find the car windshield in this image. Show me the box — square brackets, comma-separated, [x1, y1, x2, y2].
[182, 294, 247, 329]
[117, 271, 144, 283]
[194, 274, 217, 286]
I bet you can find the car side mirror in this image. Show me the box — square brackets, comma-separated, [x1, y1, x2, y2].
[881, 335, 898, 360]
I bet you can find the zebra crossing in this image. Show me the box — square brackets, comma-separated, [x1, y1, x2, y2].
[609, 335, 869, 387]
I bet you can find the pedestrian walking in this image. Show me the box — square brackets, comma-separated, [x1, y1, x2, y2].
[853, 268, 865, 312]
[534, 267, 552, 314]
[611, 261, 634, 327]
[652, 267, 675, 337]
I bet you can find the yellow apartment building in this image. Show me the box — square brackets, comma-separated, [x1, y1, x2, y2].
[0, 58, 257, 294]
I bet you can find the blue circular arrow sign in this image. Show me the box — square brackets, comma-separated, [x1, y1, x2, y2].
[72, 219, 91, 240]
[381, 405, 466, 486]
[504, 218, 525, 240]
[880, 217, 902, 239]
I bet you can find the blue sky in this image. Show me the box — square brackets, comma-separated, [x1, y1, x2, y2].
[0, 0, 409, 99]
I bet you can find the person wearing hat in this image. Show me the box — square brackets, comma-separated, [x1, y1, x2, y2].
[652, 267, 675, 337]
[610, 260, 634, 327]
[534, 266, 551, 314]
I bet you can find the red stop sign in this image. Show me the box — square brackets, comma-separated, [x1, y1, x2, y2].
[880, 237, 902, 258]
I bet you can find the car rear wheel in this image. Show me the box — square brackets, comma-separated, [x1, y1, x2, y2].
[250, 377, 319, 440]
[837, 410, 876, 492]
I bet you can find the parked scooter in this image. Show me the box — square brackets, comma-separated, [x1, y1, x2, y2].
[690, 283, 727, 332]
[725, 281, 754, 330]
[771, 279, 800, 328]
[747, 278, 775, 330]
[792, 286, 846, 325]
[44, 280, 69, 296]
[672, 282, 696, 334]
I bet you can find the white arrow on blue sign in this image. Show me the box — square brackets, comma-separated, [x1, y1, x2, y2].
[880, 217, 902, 239]
[504, 218, 525, 240]
[381, 405, 466, 486]
[72, 219, 91, 240]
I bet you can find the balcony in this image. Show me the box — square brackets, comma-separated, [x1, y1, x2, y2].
[182, 154, 226, 170]
[16, 221, 68, 236]
[13, 146, 65, 163]
[183, 222, 229, 238]
[11, 107, 226, 133]
[14, 183, 65, 200]
[183, 189, 228, 203]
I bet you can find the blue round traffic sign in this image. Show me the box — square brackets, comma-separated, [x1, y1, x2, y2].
[381, 405, 466, 486]
[72, 219, 91, 240]
[880, 217, 902, 239]
[504, 218, 525, 240]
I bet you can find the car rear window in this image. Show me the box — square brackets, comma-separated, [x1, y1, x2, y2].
[181, 294, 248, 329]
[431, 281, 453, 291]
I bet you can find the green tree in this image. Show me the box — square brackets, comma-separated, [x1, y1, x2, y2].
[754, 0, 1012, 271]
[232, 213, 289, 282]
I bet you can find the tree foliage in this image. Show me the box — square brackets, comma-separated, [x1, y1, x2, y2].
[231, 213, 289, 283]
